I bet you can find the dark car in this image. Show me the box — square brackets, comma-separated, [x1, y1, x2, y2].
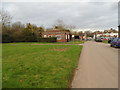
[108, 37, 115, 43]
[95, 37, 102, 42]
[110, 37, 120, 48]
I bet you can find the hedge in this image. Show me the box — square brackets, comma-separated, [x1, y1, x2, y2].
[2, 34, 14, 43]
[22, 36, 37, 42]
[37, 37, 57, 42]
[2, 34, 57, 43]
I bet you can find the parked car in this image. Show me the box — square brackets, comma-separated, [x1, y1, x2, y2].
[108, 37, 115, 43]
[102, 38, 107, 40]
[95, 37, 102, 42]
[101, 37, 109, 41]
[86, 37, 93, 41]
[110, 37, 120, 48]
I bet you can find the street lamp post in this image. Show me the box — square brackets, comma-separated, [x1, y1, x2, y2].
[118, 25, 120, 38]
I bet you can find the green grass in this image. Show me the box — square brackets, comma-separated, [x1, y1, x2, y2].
[65, 40, 85, 44]
[0, 44, 2, 89]
[102, 40, 109, 44]
[2, 43, 82, 88]
[6, 40, 85, 45]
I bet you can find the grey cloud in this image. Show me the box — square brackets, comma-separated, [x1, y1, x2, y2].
[2, 2, 118, 30]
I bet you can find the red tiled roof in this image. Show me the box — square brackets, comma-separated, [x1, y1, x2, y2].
[97, 32, 103, 34]
[45, 29, 70, 32]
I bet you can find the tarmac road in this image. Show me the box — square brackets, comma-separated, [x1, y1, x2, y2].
[72, 41, 118, 88]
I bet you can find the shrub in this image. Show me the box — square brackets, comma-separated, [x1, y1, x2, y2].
[0, 34, 2, 43]
[37, 37, 57, 42]
[2, 34, 14, 43]
[22, 36, 37, 42]
[21, 30, 37, 42]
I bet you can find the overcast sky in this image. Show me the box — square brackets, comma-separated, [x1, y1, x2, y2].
[2, 1, 119, 31]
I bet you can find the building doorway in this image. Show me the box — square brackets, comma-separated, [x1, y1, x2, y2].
[74, 36, 80, 39]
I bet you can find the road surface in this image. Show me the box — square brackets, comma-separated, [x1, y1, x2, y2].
[72, 41, 118, 88]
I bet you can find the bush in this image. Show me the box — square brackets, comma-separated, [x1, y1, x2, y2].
[2, 34, 14, 43]
[37, 37, 57, 42]
[0, 34, 2, 43]
[20, 30, 37, 42]
[22, 36, 37, 42]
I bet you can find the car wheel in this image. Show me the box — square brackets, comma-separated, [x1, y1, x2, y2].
[110, 44, 112, 47]
[114, 45, 117, 48]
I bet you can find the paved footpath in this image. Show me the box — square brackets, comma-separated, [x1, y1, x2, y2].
[72, 41, 118, 88]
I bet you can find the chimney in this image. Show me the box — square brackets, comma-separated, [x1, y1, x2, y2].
[55, 26, 58, 29]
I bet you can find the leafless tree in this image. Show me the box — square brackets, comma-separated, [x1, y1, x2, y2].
[54, 19, 65, 28]
[0, 10, 12, 27]
[78, 31, 84, 36]
[66, 24, 76, 30]
[84, 31, 94, 37]
[52, 19, 66, 31]
[53, 19, 76, 33]
[11, 21, 25, 31]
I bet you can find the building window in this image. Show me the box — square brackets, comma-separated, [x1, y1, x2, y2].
[44, 35, 47, 37]
[48, 35, 52, 37]
[66, 35, 68, 39]
[72, 35, 74, 37]
[55, 35, 61, 40]
[56, 32, 61, 34]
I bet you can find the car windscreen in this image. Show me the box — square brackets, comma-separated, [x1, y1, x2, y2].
[97, 37, 101, 39]
[118, 38, 120, 42]
[111, 38, 115, 40]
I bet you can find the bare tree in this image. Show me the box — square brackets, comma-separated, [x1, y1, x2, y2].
[53, 19, 68, 31]
[53, 19, 76, 33]
[66, 24, 76, 30]
[0, 10, 12, 27]
[78, 31, 84, 36]
[84, 31, 94, 37]
[54, 19, 65, 28]
[11, 21, 25, 31]
[0, 23, 2, 34]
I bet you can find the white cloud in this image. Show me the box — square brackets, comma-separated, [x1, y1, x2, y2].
[2, 0, 119, 2]
[2, 2, 118, 31]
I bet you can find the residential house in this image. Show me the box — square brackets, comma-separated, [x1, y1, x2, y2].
[94, 29, 118, 39]
[42, 27, 71, 42]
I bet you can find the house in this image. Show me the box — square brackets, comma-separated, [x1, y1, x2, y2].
[93, 29, 118, 39]
[71, 34, 81, 40]
[103, 28, 118, 37]
[42, 27, 71, 42]
[102, 32, 118, 37]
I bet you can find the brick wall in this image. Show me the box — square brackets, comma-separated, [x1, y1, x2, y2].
[42, 29, 70, 42]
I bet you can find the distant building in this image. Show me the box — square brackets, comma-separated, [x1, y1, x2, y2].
[102, 32, 118, 37]
[94, 29, 118, 38]
[71, 34, 81, 40]
[42, 27, 71, 42]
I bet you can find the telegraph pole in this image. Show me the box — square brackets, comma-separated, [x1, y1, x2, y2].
[118, 25, 120, 38]
[118, 1, 120, 38]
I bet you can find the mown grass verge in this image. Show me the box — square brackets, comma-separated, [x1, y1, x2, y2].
[102, 40, 109, 44]
[2, 40, 85, 45]
[2, 44, 82, 88]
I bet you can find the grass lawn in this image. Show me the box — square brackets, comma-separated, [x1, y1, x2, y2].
[65, 40, 85, 44]
[0, 44, 2, 89]
[102, 40, 109, 44]
[8, 40, 85, 45]
[2, 43, 82, 88]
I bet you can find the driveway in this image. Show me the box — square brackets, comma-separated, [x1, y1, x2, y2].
[72, 41, 118, 88]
